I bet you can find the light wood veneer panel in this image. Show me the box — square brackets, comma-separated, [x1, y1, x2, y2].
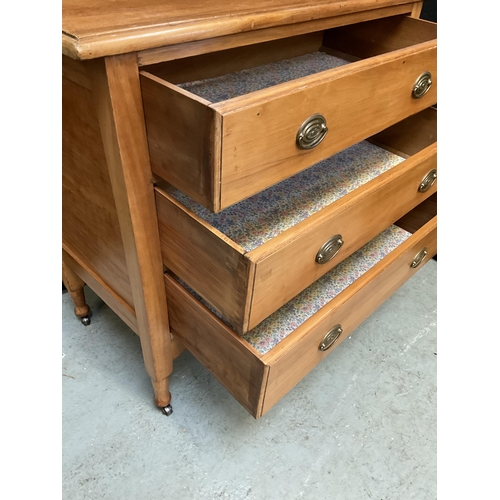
[141, 73, 219, 209]
[62, 0, 418, 60]
[217, 42, 436, 208]
[165, 275, 268, 418]
[155, 190, 251, 332]
[90, 54, 173, 404]
[137, 5, 413, 66]
[62, 58, 134, 309]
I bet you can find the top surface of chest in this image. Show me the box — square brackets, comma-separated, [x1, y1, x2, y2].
[62, 0, 419, 59]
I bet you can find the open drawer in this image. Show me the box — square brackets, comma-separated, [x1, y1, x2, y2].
[155, 108, 437, 334]
[165, 199, 437, 418]
[142, 15, 437, 212]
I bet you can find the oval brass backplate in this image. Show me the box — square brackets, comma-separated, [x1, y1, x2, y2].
[418, 169, 437, 193]
[412, 71, 432, 99]
[319, 324, 343, 351]
[296, 114, 328, 150]
[411, 247, 428, 268]
[316, 234, 344, 264]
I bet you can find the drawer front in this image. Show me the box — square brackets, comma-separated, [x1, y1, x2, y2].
[165, 216, 437, 418]
[142, 17, 436, 212]
[156, 140, 437, 333]
[247, 143, 437, 329]
[217, 40, 436, 209]
[260, 216, 437, 415]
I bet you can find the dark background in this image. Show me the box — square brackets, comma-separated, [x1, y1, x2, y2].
[420, 0, 437, 22]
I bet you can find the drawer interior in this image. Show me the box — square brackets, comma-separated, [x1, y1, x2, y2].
[143, 15, 436, 103]
[396, 192, 437, 234]
[163, 140, 404, 252]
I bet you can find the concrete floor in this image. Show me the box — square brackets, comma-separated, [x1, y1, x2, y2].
[62, 259, 436, 500]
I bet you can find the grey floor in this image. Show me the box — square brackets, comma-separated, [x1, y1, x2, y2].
[62, 259, 436, 500]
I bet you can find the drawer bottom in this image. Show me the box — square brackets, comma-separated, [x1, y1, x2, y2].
[165, 203, 437, 418]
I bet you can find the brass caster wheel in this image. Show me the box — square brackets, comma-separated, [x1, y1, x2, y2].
[81, 316, 91, 326]
[161, 404, 173, 416]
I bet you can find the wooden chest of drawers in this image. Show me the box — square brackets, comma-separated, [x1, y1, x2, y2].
[62, 0, 437, 418]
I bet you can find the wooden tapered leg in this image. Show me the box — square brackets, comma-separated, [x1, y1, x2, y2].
[152, 378, 171, 407]
[89, 54, 173, 411]
[62, 259, 91, 325]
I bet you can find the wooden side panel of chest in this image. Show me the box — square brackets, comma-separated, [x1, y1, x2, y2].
[62, 56, 135, 312]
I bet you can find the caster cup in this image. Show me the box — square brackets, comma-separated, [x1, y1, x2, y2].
[161, 404, 173, 416]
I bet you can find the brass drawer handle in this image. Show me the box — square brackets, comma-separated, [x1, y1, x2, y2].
[296, 114, 328, 149]
[411, 247, 428, 268]
[412, 71, 432, 99]
[319, 324, 343, 351]
[316, 234, 344, 264]
[418, 169, 437, 193]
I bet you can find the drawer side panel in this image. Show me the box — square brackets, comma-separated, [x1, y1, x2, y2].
[165, 275, 268, 417]
[141, 72, 220, 211]
[156, 190, 250, 332]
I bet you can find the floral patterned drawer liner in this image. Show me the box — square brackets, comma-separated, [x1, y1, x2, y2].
[178, 51, 350, 102]
[170, 141, 405, 252]
[178, 224, 411, 355]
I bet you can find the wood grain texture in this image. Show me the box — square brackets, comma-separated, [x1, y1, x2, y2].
[62, 59, 134, 309]
[144, 33, 324, 84]
[368, 106, 437, 157]
[247, 143, 437, 328]
[322, 14, 436, 59]
[216, 41, 436, 208]
[260, 216, 437, 415]
[143, 18, 436, 210]
[396, 193, 437, 234]
[141, 72, 218, 210]
[62, 255, 90, 319]
[63, 249, 139, 334]
[170, 337, 186, 360]
[62, 0, 418, 59]
[164, 216, 436, 418]
[62, 55, 92, 89]
[154, 109, 436, 333]
[137, 4, 413, 66]
[165, 274, 268, 418]
[411, 1, 424, 18]
[155, 187, 250, 333]
[89, 53, 173, 405]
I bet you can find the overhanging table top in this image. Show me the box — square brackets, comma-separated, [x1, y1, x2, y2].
[62, 0, 417, 59]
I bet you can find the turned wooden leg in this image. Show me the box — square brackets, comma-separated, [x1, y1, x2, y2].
[152, 377, 173, 415]
[62, 259, 91, 326]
